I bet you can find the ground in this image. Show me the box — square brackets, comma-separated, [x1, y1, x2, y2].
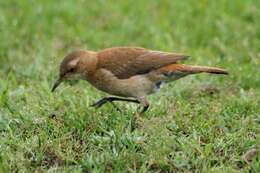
[0, 0, 259, 172]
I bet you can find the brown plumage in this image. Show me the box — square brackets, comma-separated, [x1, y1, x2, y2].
[52, 47, 228, 113]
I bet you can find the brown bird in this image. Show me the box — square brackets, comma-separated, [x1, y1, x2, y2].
[52, 47, 228, 113]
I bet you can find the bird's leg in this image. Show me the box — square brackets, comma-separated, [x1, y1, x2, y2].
[107, 97, 140, 104]
[141, 104, 149, 114]
[137, 97, 150, 114]
[91, 97, 109, 108]
[129, 97, 149, 131]
[91, 96, 140, 110]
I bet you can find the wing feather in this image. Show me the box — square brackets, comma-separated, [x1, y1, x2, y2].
[97, 47, 189, 79]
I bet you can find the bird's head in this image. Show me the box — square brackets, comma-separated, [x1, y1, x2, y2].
[51, 50, 96, 92]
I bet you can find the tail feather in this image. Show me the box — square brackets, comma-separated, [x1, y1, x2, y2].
[158, 64, 228, 75]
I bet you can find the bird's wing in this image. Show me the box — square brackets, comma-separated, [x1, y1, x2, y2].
[97, 47, 189, 79]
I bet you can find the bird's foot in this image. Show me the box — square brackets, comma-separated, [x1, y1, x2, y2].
[140, 105, 149, 114]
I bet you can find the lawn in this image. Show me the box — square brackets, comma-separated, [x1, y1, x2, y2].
[0, 0, 259, 172]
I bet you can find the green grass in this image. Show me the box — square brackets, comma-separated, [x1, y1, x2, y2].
[0, 0, 259, 172]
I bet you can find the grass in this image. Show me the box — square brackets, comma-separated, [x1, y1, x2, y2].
[0, 0, 259, 172]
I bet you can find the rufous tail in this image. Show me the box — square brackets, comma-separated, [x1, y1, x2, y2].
[153, 64, 228, 81]
[158, 64, 228, 75]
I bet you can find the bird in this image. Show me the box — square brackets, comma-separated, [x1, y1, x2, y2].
[52, 47, 228, 113]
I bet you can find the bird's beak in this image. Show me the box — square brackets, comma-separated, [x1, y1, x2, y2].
[51, 78, 62, 92]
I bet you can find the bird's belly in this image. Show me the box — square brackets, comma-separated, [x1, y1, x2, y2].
[90, 73, 155, 98]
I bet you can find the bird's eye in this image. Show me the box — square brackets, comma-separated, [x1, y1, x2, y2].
[68, 68, 75, 73]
